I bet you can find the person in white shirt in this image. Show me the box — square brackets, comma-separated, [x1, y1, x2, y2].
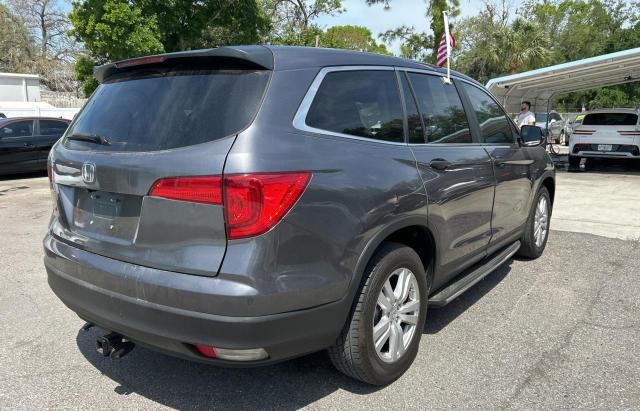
[516, 101, 535, 129]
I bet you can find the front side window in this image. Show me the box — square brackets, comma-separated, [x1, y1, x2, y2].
[0, 120, 33, 138]
[462, 83, 514, 144]
[305, 70, 404, 143]
[408, 73, 472, 144]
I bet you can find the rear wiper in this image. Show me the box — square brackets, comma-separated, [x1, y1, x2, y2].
[66, 132, 110, 146]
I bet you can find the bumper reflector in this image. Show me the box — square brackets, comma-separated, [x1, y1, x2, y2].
[193, 345, 268, 361]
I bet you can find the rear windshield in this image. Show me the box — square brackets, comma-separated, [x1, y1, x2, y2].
[582, 113, 638, 126]
[64, 69, 270, 152]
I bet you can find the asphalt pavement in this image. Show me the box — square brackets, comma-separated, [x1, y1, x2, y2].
[1, 171, 639, 410]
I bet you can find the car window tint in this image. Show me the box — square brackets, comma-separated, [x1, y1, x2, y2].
[306, 71, 404, 143]
[40, 120, 68, 136]
[582, 113, 638, 126]
[65, 69, 270, 152]
[462, 83, 514, 144]
[400, 73, 424, 144]
[0, 120, 33, 138]
[407, 73, 472, 144]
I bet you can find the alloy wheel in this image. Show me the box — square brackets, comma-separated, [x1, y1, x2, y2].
[534, 196, 549, 247]
[373, 267, 420, 363]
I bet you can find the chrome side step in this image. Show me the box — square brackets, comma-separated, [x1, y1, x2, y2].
[428, 241, 521, 307]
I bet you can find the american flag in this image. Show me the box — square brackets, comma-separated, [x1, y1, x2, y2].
[436, 31, 456, 67]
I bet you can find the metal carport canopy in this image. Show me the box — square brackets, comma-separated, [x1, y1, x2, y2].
[485, 47, 640, 113]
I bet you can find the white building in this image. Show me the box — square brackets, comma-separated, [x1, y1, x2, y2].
[0, 72, 41, 102]
[0, 72, 80, 120]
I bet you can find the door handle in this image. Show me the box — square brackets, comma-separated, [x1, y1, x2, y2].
[429, 159, 451, 170]
[493, 160, 506, 168]
[23, 142, 34, 147]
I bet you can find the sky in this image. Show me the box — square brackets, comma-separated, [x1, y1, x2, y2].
[316, 0, 502, 54]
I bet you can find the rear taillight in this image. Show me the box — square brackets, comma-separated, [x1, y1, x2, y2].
[150, 172, 311, 239]
[149, 176, 223, 205]
[225, 173, 311, 239]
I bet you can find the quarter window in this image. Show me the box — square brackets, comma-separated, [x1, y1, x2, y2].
[408, 73, 472, 144]
[461, 83, 514, 144]
[305, 70, 404, 143]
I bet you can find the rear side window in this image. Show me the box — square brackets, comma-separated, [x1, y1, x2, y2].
[408, 73, 472, 144]
[582, 113, 638, 126]
[0, 120, 33, 138]
[40, 120, 68, 136]
[64, 69, 270, 152]
[462, 83, 514, 144]
[305, 70, 404, 143]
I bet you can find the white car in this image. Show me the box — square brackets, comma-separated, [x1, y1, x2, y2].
[568, 109, 640, 168]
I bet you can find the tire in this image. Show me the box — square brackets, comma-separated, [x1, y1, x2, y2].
[328, 242, 429, 385]
[517, 187, 551, 259]
[560, 131, 568, 146]
[568, 155, 581, 171]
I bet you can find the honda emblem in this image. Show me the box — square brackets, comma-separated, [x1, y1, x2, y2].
[82, 162, 96, 184]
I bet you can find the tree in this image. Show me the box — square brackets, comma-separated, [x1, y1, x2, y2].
[0, 4, 36, 73]
[321, 25, 389, 54]
[454, 1, 552, 83]
[263, 0, 343, 45]
[523, 0, 640, 110]
[372, 0, 459, 63]
[6, 0, 80, 92]
[69, 0, 270, 95]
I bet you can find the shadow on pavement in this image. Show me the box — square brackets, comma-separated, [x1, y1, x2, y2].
[0, 170, 47, 182]
[76, 329, 379, 410]
[424, 260, 513, 334]
[74, 259, 515, 409]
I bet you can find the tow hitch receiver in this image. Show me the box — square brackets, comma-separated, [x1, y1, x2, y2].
[96, 332, 136, 359]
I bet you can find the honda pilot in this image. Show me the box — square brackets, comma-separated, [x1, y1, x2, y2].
[44, 46, 555, 385]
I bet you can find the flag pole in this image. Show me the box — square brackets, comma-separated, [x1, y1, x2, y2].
[443, 11, 451, 84]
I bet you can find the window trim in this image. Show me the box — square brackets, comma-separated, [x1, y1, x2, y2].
[292, 65, 406, 146]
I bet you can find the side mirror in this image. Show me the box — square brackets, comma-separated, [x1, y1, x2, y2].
[520, 125, 545, 147]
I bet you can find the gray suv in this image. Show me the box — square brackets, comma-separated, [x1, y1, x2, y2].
[44, 46, 555, 385]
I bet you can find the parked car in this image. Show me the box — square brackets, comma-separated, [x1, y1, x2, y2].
[569, 108, 640, 169]
[44, 46, 555, 385]
[561, 114, 583, 146]
[534, 111, 564, 144]
[0, 116, 70, 175]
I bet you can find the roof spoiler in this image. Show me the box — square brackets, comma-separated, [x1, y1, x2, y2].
[93, 46, 274, 83]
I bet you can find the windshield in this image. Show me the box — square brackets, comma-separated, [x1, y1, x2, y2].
[64, 69, 270, 152]
[582, 112, 638, 126]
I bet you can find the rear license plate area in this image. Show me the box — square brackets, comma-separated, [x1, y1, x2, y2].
[597, 144, 613, 152]
[71, 189, 140, 238]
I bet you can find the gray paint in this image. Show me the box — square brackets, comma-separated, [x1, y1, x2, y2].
[44, 47, 555, 361]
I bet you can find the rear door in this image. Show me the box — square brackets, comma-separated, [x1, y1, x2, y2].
[459, 82, 535, 249]
[402, 71, 494, 288]
[0, 119, 37, 173]
[50, 61, 271, 276]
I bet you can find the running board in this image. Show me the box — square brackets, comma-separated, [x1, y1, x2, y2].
[428, 241, 521, 307]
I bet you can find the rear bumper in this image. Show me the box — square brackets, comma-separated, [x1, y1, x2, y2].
[44, 234, 348, 365]
[572, 151, 639, 158]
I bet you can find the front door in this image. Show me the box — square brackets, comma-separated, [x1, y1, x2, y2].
[401, 71, 494, 290]
[459, 82, 535, 250]
[0, 120, 37, 174]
